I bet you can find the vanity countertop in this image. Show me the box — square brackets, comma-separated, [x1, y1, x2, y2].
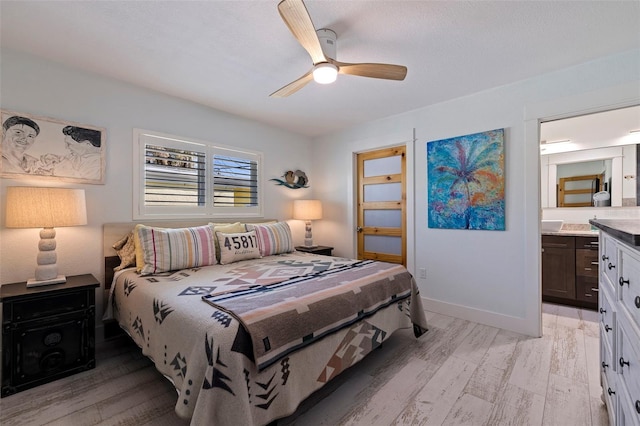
[541, 223, 598, 237]
[542, 230, 599, 237]
[589, 219, 640, 247]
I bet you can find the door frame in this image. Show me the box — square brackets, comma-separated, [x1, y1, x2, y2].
[527, 90, 638, 338]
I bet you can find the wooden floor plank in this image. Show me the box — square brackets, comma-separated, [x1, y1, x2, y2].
[341, 356, 434, 426]
[508, 334, 554, 396]
[487, 382, 546, 426]
[542, 373, 592, 426]
[550, 324, 588, 384]
[393, 355, 477, 425]
[452, 323, 500, 365]
[441, 392, 493, 426]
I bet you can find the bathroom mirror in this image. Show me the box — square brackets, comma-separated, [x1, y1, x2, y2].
[540, 105, 640, 208]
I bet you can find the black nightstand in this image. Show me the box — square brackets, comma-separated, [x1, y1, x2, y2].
[295, 245, 334, 256]
[1, 274, 99, 397]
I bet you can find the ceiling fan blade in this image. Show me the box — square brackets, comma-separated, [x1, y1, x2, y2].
[270, 70, 314, 97]
[331, 60, 407, 81]
[278, 0, 326, 64]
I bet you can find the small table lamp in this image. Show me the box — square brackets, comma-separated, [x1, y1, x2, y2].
[5, 186, 87, 287]
[293, 199, 322, 248]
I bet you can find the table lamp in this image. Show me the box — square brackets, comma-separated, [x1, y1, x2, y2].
[5, 186, 87, 287]
[293, 199, 322, 247]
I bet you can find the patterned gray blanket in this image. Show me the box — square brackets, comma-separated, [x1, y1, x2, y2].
[203, 260, 426, 370]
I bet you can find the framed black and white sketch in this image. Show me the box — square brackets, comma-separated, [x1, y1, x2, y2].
[1, 110, 106, 184]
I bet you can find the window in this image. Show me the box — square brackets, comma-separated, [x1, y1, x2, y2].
[133, 129, 263, 219]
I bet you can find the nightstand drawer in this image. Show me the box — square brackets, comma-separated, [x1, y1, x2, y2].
[295, 246, 334, 256]
[5, 290, 91, 323]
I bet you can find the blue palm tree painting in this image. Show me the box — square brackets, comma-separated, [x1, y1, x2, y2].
[427, 128, 505, 230]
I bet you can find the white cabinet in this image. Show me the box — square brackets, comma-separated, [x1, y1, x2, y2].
[598, 230, 640, 426]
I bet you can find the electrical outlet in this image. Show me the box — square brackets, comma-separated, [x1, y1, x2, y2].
[418, 268, 426, 279]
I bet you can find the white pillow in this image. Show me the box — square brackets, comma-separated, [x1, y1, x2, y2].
[216, 230, 262, 264]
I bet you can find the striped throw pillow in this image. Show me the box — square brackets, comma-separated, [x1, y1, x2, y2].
[246, 221, 294, 256]
[136, 225, 217, 275]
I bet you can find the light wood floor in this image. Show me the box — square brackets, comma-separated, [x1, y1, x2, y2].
[0, 303, 607, 426]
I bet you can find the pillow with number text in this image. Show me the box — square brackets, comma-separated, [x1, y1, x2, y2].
[216, 230, 262, 264]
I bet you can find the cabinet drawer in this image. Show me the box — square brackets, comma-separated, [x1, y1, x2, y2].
[618, 319, 640, 423]
[4, 290, 90, 323]
[576, 276, 598, 303]
[619, 249, 640, 334]
[618, 378, 640, 426]
[576, 236, 599, 249]
[576, 249, 599, 277]
[600, 286, 616, 358]
[542, 235, 575, 249]
[601, 319, 615, 373]
[601, 368, 617, 426]
[601, 233, 619, 290]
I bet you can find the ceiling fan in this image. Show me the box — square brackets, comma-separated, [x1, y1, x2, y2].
[270, 0, 408, 97]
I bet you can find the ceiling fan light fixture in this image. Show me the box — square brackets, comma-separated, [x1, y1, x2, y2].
[312, 63, 338, 84]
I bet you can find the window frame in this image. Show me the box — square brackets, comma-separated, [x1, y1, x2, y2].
[133, 128, 263, 220]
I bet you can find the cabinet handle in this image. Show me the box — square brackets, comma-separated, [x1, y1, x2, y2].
[584, 268, 592, 271]
[602, 361, 609, 369]
[635, 400, 640, 414]
[608, 262, 615, 270]
[590, 261, 599, 266]
[620, 357, 630, 368]
[635, 296, 640, 309]
[619, 276, 630, 287]
[600, 307, 606, 314]
[605, 324, 612, 332]
[608, 387, 616, 396]
[591, 288, 599, 292]
[602, 255, 609, 261]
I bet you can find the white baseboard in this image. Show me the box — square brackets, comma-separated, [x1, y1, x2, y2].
[422, 297, 540, 337]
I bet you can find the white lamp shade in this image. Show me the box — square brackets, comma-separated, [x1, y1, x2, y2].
[6, 187, 87, 228]
[293, 199, 323, 220]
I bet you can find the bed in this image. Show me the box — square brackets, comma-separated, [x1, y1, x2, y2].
[103, 220, 427, 425]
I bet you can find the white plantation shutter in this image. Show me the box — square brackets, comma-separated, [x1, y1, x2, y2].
[213, 152, 258, 208]
[144, 144, 206, 206]
[133, 129, 263, 219]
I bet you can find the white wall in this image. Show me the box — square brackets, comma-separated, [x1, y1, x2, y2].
[0, 50, 314, 328]
[312, 49, 640, 336]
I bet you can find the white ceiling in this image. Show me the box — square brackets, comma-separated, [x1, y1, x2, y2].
[1, 1, 639, 138]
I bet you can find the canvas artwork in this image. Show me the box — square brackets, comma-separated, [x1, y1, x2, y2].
[1, 110, 106, 184]
[427, 128, 505, 230]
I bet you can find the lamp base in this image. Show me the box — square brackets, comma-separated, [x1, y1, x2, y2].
[26, 275, 67, 288]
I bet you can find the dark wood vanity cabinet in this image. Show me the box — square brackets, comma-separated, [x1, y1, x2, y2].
[542, 235, 598, 309]
[542, 235, 576, 300]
